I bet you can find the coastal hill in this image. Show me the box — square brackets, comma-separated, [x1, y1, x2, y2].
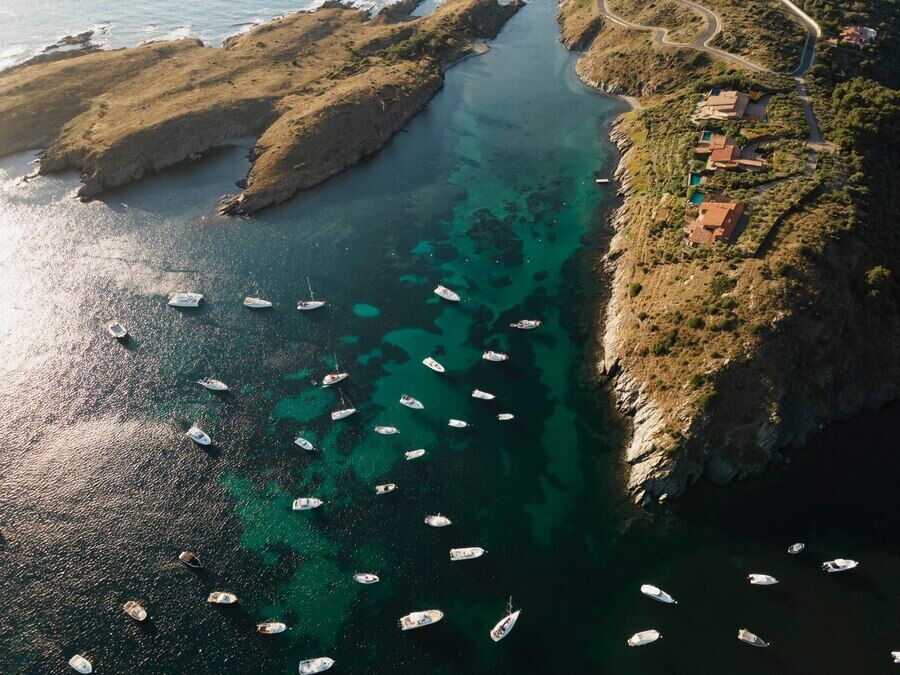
[558, 0, 899, 503]
[0, 0, 521, 213]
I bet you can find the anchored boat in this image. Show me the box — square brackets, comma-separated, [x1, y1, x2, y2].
[399, 609, 443, 631]
[627, 629, 661, 647]
[472, 389, 495, 400]
[330, 389, 357, 420]
[748, 574, 778, 585]
[375, 483, 397, 495]
[297, 277, 325, 310]
[294, 437, 315, 451]
[293, 497, 323, 511]
[168, 292, 203, 307]
[640, 584, 677, 604]
[186, 426, 211, 445]
[69, 655, 92, 674]
[400, 394, 424, 409]
[298, 657, 334, 674]
[198, 377, 229, 391]
[483, 351, 509, 362]
[178, 550, 202, 568]
[490, 597, 521, 642]
[510, 319, 541, 329]
[258, 621, 287, 634]
[107, 320, 128, 339]
[497, 413, 514, 421]
[208, 591, 238, 605]
[425, 514, 451, 527]
[448, 419, 468, 428]
[405, 449, 425, 460]
[788, 542, 806, 554]
[738, 628, 768, 647]
[123, 600, 147, 622]
[422, 357, 445, 373]
[822, 558, 858, 573]
[433, 285, 461, 302]
[353, 572, 380, 584]
[243, 296, 272, 308]
[322, 355, 348, 386]
[450, 547, 485, 561]
[375, 425, 399, 435]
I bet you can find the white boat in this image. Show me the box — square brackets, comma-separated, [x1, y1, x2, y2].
[123, 600, 147, 621]
[450, 547, 485, 561]
[472, 389, 495, 400]
[510, 319, 541, 330]
[354, 572, 380, 584]
[448, 419, 468, 428]
[399, 609, 443, 631]
[738, 628, 768, 647]
[483, 351, 509, 362]
[640, 584, 677, 604]
[69, 655, 92, 674]
[168, 292, 203, 307]
[186, 426, 211, 445]
[294, 437, 315, 451]
[497, 413, 514, 421]
[400, 394, 424, 409]
[627, 629, 661, 647]
[178, 550, 202, 568]
[375, 425, 399, 435]
[423, 357, 445, 373]
[331, 407, 356, 421]
[375, 483, 397, 494]
[243, 296, 272, 309]
[293, 497, 323, 511]
[198, 377, 229, 391]
[748, 574, 778, 585]
[405, 449, 425, 460]
[595, 178, 610, 184]
[892, 652, 900, 664]
[257, 621, 287, 634]
[298, 657, 334, 674]
[434, 285, 461, 302]
[425, 514, 451, 527]
[321, 355, 348, 386]
[107, 320, 128, 339]
[297, 277, 325, 310]
[822, 558, 858, 573]
[208, 591, 238, 605]
[490, 598, 521, 642]
[788, 542, 806, 554]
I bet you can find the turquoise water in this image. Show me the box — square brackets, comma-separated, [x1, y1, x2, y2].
[0, 1, 898, 673]
[701, 130, 712, 141]
[690, 171, 704, 186]
[690, 190, 706, 204]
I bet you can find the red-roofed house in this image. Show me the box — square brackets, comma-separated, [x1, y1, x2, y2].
[687, 202, 745, 246]
[706, 145, 767, 172]
[840, 25, 877, 47]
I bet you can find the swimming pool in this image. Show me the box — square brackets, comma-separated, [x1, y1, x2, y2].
[700, 130, 712, 141]
[690, 190, 705, 205]
[689, 172, 703, 186]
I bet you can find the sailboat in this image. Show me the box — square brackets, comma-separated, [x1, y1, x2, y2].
[243, 296, 272, 308]
[322, 355, 349, 387]
[434, 285, 461, 302]
[490, 597, 521, 642]
[330, 389, 357, 420]
[297, 277, 325, 310]
[738, 628, 768, 647]
[197, 377, 229, 391]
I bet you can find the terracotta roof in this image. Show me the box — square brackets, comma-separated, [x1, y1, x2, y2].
[709, 146, 739, 162]
[688, 202, 744, 245]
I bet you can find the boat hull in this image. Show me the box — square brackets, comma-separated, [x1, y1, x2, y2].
[490, 610, 521, 642]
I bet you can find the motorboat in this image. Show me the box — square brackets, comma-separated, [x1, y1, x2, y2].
[322, 355, 348, 386]
[399, 610, 443, 631]
[472, 389, 495, 400]
[208, 591, 238, 605]
[198, 377, 229, 391]
[294, 437, 315, 451]
[434, 285, 461, 302]
[258, 621, 287, 634]
[375, 483, 397, 495]
[298, 657, 334, 674]
[178, 551, 202, 568]
[405, 449, 425, 460]
[490, 597, 521, 642]
[168, 292, 203, 307]
[107, 320, 128, 339]
[375, 426, 399, 435]
[423, 357, 445, 373]
[243, 296, 272, 308]
[640, 584, 677, 604]
[510, 319, 541, 330]
[331, 407, 356, 421]
[400, 394, 424, 409]
[497, 413, 514, 421]
[425, 514, 451, 527]
[748, 574, 778, 585]
[822, 558, 858, 573]
[448, 419, 468, 428]
[738, 628, 768, 647]
[354, 572, 380, 584]
[293, 498, 323, 511]
[450, 547, 485, 561]
[627, 629, 661, 647]
[788, 542, 806, 554]
[123, 601, 147, 621]
[186, 426, 211, 445]
[69, 655, 92, 674]
[297, 276, 325, 310]
[483, 351, 509, 362]
[892, 652, 900, 664]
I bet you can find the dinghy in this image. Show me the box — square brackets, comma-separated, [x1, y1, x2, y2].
[186, 426, 211, 445]
[294, 437, 315, 451]
[892, 652, 900, 664]
[400, 394, 424, 409]
[178, 551, 202, 568]
[822, 558, 858, 573]
[375, 483, 397, 495]
[788, 542, 806, 554]
[434, 285, 461, 302]
[472, 389, 495, 400]
[748, 574, 778, 585]
[375, 425, 399, 435]
[423, 357, 445, 373]
[640, 584, 677, 604]
[510, 319, 541, 330]
[293, 497, 323, 511]
[448, 419, 468, 428]
[297, 277, 325, 311]
[321, 355, 348, 386]
[738, 628, 768, 647]
[490, 597, 520, 642]
[208, 591, 238, 605]
[243, 297, 272, 308]
[405, 449, 425, 460]
[483, 351, 509, 362]
[425, 514, 452, 527]
[450, 547, 485, 561]
[107, 320, 128, 339]
[168, 292, 202, 307]
[298, 657, 334, 674]
[627, 630, 661, 647]
[123, 601, 147, 621]
[198, 377, 229, 391]
[257, 621, 287, 634]
[69, 655, 92, 674]
[353, 572, 380, 584]
[399, 610, 443, 631]
[497, 413, 514, 421]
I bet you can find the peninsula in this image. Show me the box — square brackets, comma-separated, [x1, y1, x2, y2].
[0, 0, 522, 213]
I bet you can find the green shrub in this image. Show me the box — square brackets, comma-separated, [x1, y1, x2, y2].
[687, 316, 704, 329]
[628, 282, 643, 297]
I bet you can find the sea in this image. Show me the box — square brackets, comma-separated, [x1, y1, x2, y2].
[0, 0, 897, 672]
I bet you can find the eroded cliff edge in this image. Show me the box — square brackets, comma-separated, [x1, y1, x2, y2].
[558, 0, 899, 503]
[0, 0, 522, 214]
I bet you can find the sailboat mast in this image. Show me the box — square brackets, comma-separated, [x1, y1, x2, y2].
[306, 275, 314, 300]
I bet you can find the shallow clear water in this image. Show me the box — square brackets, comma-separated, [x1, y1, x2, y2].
[0, 1, 898, 673]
